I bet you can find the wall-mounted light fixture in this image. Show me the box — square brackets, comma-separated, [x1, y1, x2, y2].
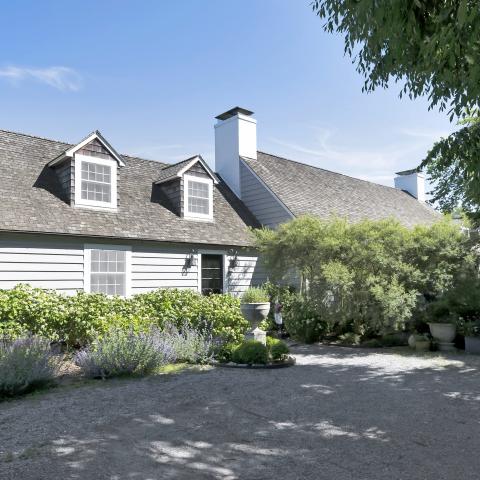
[228, 250, 239, 270]
[185, 250, 197, 269]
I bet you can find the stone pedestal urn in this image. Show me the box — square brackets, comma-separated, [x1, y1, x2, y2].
[428, 323, 456, 352]
[240, 302, 270, 346]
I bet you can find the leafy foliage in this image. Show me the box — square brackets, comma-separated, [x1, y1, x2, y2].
[266, 337, 290, 360]
[241, 287, 269, 303]
[312, 0, 480, 119]
[255, 216, 474, 341]
[231, 340, 268, 365]
[0, 336, 59, 397]
[0, 286, 248, 347]
[420, 122, 480, 223]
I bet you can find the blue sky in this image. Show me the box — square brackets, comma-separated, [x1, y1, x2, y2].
[0, 0, 454, 186]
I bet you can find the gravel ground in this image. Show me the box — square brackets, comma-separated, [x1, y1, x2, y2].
[1, 344, 479, 480]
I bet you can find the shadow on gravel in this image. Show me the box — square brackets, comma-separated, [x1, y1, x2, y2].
[3, 345, 480, 480]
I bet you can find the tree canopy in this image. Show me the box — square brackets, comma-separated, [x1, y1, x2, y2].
[313, 0, 480, 119]
[254, 216, 473, 336]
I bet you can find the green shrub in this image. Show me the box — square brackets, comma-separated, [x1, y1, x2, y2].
[0, 336, 59, 397]
[337, 332, 362, 345]
[254, 216, 473, 339]
[241, 287, 269, 303]
[75, 328, 171, 379]
[283, 296, 329, 343]
[232, 340, 268, 365]
[266, 337, 289, 360]
[0, 285, 248, 348]
[215, 341, 240, 363]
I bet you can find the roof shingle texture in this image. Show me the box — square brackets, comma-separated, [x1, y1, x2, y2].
[243, 152, 439, 227]
[0, 130, 258, 247]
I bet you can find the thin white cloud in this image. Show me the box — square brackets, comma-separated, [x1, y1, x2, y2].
[267, 126, 438, 187]
[398, 127, 451, 142]
[0, 65, 82, 91]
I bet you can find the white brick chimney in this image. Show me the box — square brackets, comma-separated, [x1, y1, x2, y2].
[394, 169, 426, 203]
[214, 107, 257, 198]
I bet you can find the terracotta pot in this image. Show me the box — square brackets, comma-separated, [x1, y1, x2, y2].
[428, 323, 456, 351]
[240, 303, 270, 330]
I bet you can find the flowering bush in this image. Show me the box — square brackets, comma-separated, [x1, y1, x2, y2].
[74, 328, 175, 379]
[0, 336, 59, 397]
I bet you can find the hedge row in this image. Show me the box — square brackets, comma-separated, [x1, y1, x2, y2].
[0, 284, 249, 347]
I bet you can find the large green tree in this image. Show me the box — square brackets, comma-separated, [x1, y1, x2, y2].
[313, 1, 480, 220]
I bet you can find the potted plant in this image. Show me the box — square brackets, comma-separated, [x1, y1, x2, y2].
[462, 320, 480, 354]
[427, 302, 457, 352]
[240, 287, 271, 334]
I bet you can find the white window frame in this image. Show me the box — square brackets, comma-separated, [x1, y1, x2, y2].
[84, 244, 132, 297]
[183, 174, 213, 221]
[74, 154, 118, 210]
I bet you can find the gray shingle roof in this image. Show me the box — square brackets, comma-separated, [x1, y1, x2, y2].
[242, 152, 439, 227]
[0, 130, 259, 247]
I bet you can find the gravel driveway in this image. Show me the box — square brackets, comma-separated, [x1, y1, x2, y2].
[1, 344, 479, 480]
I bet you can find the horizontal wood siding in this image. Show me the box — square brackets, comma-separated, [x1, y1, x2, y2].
[0, 233, 264, 297]
[240, 162, 293, 228]
[0, 235, 84, 294]
[131, 247, 198, 294]
[226, 254, 268, 297]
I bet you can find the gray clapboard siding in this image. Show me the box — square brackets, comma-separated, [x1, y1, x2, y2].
[240, 161, 293, 228]
[227, 254, 268, 296]
[131, 247, 198, 293]
[0, 233, 264, 297]
[0, 235, 84, 294]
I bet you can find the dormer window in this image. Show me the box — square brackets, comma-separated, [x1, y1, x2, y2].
[184, 174, 213, 220]
[74, 155, 117, 209]
[48, 131, 125, 211]
[154, 155, 218, 221]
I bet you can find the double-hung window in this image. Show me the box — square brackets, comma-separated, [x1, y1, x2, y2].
[81, 161, 111, 203]
[74, 154, 117, 209]
[184, 174, 213, 220]
[84, 245, 131, 296]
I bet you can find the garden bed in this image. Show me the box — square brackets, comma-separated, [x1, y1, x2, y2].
[215, 355, 296, 369]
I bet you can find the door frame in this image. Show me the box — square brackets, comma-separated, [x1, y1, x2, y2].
[197, 250, 228, 294]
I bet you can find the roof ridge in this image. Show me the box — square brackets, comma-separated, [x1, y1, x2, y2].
[0, 128, 169, 168]
[255, 150, 404, 193]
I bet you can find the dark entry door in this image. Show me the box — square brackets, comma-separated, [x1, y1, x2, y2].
[201, 254, 223, 295]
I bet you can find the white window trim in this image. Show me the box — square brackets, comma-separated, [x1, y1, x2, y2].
[74, 154, 118, 210]
[197, 250, 228, 294]
[84, 244, 132, 297]
[183, 174, 213, 221]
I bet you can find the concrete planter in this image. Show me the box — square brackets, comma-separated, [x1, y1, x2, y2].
[428, 323, 456, 352]
[465, 336, 480, 355]
[240, 303, 271, 330]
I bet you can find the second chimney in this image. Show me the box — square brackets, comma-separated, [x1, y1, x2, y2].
[214, 107, 257, 199]
[394, 169, 426, 203]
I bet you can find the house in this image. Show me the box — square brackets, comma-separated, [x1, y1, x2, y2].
[0, 107, 438, 296]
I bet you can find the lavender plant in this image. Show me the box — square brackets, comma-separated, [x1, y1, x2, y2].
[0, 336, 59, 397]
[164, 322, 213, 364]
[75, 327, 174, 379]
